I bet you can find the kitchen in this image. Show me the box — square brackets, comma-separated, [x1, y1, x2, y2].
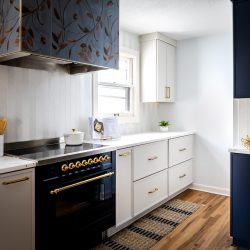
[0, 0, 248, 249]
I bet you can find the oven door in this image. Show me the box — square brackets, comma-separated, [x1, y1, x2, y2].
[36, 169, 115, 250]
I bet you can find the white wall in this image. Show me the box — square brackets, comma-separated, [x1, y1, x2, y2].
[158, 33, 233, 192]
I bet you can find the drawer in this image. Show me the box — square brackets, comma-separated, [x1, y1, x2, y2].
[134, 169, 168, 216]
[133, 141, 168, 181]
[169, 135, 193, 167]
[169, 160, 193, 196]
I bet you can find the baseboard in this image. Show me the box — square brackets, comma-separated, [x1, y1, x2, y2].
[190, 183, 230, 196]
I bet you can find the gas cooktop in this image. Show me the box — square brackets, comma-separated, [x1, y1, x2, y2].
[5, 138, 114, 166]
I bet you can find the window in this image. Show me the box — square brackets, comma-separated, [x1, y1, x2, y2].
[93, 48, 140, 123]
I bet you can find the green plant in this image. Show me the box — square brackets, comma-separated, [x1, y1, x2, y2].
[159, 120, 170, 127]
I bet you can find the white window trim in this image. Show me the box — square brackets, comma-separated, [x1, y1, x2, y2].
[92, 46, 140, 124]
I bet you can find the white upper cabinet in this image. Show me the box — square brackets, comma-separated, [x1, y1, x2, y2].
[140, 32, 176, 103]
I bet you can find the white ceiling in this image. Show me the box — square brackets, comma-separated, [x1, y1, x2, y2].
[120, 0, 232, 40]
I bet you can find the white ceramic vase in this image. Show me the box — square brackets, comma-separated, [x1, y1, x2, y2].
[159, 126, 169, 132]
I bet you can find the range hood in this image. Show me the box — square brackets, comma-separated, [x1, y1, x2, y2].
[0, 0, 119, 74]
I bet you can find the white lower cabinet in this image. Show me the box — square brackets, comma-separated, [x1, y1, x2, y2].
[114, 135, 194, 229]
[0, 168, 35, 250]
[169, 160, 193, 196]
[133, 141, 168, 181]
[133, 169, 168, 216]
[116, 148, 132, 226]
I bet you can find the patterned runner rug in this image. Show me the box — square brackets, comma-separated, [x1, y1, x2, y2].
[93, 199, 200, 250]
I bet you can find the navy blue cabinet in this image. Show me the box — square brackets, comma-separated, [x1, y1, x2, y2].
[232, 0, 250, 98]
[231, 153, 250, 248]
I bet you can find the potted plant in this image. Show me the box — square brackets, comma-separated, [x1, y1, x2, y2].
[159, 120, 170, 132]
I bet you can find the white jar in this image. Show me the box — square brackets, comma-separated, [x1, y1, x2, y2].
[0, 135, 3, 156]
[64, 129, 85, 145]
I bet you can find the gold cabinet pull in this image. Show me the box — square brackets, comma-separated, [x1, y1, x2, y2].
[148, 156, 158, 161]
[148, 188, 159, 194]
[165, 87, 171, 98]
[2, 177, 29, 185]
[50, 172, 114, 195]
[118, 152, 131, 157]
[179, 148, 187, 152]
[179, 174, 187, 179]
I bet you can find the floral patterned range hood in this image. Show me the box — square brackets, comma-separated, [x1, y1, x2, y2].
[0, 0, 119, 74]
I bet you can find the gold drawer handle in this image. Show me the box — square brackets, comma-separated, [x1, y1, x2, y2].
[2, 177, 29, 185]
[179, 148, 187, 152]
[148, 156, 158, 161]
[179, 174, 187, 179]
[148, 188, 159, 194]
[119, 152, 131, 157]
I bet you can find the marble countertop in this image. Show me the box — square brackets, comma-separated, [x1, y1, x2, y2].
[0, 156, 37, 175]
[86, 131, 194, 149]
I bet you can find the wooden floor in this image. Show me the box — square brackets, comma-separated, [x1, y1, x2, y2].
[151, 189, 238, 250]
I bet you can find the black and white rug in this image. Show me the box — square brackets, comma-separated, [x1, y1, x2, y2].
[94, 199, 201, 250]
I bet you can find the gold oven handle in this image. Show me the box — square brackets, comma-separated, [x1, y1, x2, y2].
[50, 172, 115, 195]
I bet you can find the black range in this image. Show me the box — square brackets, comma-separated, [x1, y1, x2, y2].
[5, 138, 116, 250]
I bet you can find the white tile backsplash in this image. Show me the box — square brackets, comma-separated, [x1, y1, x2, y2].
[0, 65, 93, 143]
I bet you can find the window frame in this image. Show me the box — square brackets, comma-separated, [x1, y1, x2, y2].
[93, 47, 140, 123]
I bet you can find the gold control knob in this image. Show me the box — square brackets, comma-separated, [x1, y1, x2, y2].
[88, 158, 93, 165]
[104, 155, 110, 161]
[93, 157, 99, 164]
[82, 160, 87, 167]
[69, 163, 75, 170]
[99, 156, 104, 162]
[75, 161, 81, 168]
[61, 164, 69, 172]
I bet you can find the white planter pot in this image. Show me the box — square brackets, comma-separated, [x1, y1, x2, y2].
[159, 126, 169, 132]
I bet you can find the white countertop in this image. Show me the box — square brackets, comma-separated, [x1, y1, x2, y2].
[0, 131, 193, 174]
[86, 131, 194, 149]
[0, 156, 37, 174]
[229, 146, 250, 155]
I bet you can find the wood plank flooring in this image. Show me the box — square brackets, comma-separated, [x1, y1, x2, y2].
[151, 189, 238, 250]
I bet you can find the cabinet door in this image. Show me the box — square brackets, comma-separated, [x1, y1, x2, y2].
[134, 169, 168, 216]
[231, 153, 250, 248]
[52, 0, 119, 69]
[169, 135, 193, 167]
[169, 160, 193, 196]
[0, 169, 34, 250]
[233, 0, 250, 98]
[141, 40, 157, 102]
[133, 141, 168, 181]
[116, 148, 132, 226]
[157, 40, 175, 102]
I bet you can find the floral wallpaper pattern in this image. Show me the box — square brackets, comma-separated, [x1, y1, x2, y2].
[0, 0, 20, 54]
[52, 0, 119, 68]
[0, 0, 119, 69]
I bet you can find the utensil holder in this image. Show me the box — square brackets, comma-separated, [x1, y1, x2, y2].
[0, 135, 3, 157]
